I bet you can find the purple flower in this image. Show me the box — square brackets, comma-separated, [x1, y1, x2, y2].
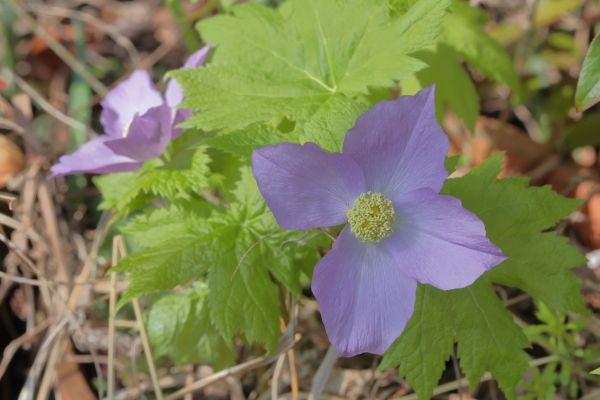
[252, 87, 507, 357]
[50, 47, 210, 177]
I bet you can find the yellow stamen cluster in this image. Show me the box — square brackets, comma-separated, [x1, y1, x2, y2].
[347, 192, 395, 243]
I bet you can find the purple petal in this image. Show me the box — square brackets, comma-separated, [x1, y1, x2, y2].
[165, 46, 210, 108]
[183, 46, 211, 69]
[342, 86, 449, 199]
[252, 142, 366, 230]
[49, 137, 141, 177]
[312, 227, 417, 357]
[170, 109, 192, 139]
[104, 105, 172, 161]
[100, 70, 164, 138]
[384, 189, 507, 290]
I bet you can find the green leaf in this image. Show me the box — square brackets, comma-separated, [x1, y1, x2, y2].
[219, 0, 237, 10]
[174, 0, 449, 149]
[443, 155, 580, 235]
[300, 96, 368, 152]
[443, 155, 586, 314]
[383, 280, 529, 399]
[207, 231, 282, 349]
[411, 44, 479, 130]
[391, 0, 450, 56]
[563, 113, 600, 150]
[401, 2, 518, 127]
[94, 141, 212, 215]
[453, 280, 529, 393]
[575, 33, 600, 112]
[94, 172, 152, 216]
[379, 286, 455, 397]
[447, 0, 489, 25]
[488, 233, 586, 314]
[591, 367, 600, 375]
[135, 144, 211, 200]
[206, 169, 281, 349]
[444, 154, 461, 174]
[114, 208, 215, 304]
[117, 167, 318, 348]
[534, 0, 581, 27]
[206, 123, 284, 158]
[388, 0, 415, 16]
[381, 154, 585, 399]
[206, 95, 367, 154]
[207, 168, 322, 348]
[121, 205, 209, 249]
[442, 4, 519, 93]
[121, 208, 189, 248]
[146, 283, 234, 368]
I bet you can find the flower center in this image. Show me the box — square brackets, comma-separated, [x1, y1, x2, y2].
[347, 192, 395, 243]
[122, 120, 132, 138]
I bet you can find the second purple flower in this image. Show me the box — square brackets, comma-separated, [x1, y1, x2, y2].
[50, 47, 209, 178]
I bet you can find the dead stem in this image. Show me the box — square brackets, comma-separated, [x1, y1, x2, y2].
[5, 0, 107, 96]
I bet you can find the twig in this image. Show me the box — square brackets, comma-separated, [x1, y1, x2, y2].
[399, 373, 492, 400]
[367, 356, 382, 400]
[0, 270, 51, 287]
[37, 182, 69, 289]
[139, 41, 177, 70]
[1, 67, 98, 136]
[0, 269, 116, 288]
[24, 3, 140, 67]
[113, 369, 199, 400]
[36, 331, 68, 400]
[113, 236, 164, 400]
[0, 231, 46, 279]
[128, 339, 142, 399]
[0, 116, 24, 134]
[0, 212, 47, 248]
[278, 316, 299, 400]
[88, 210, 113, 281]
[308, 346, 338, 400]
[65, 354, 113, 365]
[0, 318, 52, 381]
[184, 366, 194, 400]
[451, 349, 465, 399]
[514, 105, 545, 143]
[271, 352, 287, 400]
[88, 40, 175, 107]
[5, 0, 108, 96]
[504, 293, 531, 307]
[0, 192, 16, 209]
[17, 317, 70, 400]
[132, 298, 163, 400]
[164, 331, 299, 400]
[528, 155, 563, 185]
[114, 320, 138, 329]
[107, 237, 119, 399]
[398, 355, 561, 400]
[186, 0, 219, 23]
[31, 210, 112, 399]
[287, 339, 300, 400]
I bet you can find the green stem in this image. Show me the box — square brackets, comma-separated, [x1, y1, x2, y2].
[166, 0, 201, 52]
[68, 19, 92, 149]
[0, 0, 16, 94]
